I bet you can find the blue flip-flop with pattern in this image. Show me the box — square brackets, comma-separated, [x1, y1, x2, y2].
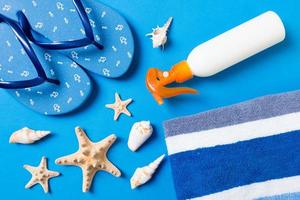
[1, 0, 134, 78]
[0, 13, 92, 115]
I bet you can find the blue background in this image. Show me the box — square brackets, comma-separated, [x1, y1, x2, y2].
[0, 0, 299, 199]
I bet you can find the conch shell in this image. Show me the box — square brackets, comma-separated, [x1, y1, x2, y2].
[9, 127, 50, 144]
[146, 17, 173, 48]
[128, 121, 153, 151]
[130, 154, 165, 189]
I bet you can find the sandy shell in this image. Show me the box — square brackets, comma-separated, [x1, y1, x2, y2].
[146, 17, 173, 48]
[130, 154, 165, 189]
[9, 127, 50, 144]
[128, 121, 153, 152]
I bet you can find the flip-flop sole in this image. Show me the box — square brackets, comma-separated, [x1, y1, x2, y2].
[0, 0, 134, 78]
[0, 22, 92, 115]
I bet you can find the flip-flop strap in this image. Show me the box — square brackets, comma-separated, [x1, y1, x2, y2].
[0, 14, 59, 89]
[17, 0, 103, 50]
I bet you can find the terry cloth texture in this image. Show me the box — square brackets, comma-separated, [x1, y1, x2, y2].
[164, 90, 300, 200]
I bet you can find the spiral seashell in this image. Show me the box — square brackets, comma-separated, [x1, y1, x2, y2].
[9, 127, 50, 144]
[130, 154, 165, 189]
[128, 121, 153, 152]
[146, 17, 173, 48]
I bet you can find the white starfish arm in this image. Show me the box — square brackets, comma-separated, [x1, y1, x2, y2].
[55, 153, 80, 166]
[25, 178, 37, 189]
[105, 103, 115, 109]
[97, 134, 117, 150]
[23, 164, 35, 172]
[39, 156, 47, 168]
[75, 127, 91, 147]
[115, 92, 121, 102]
[48, 170, 60, 178]
[41, 180, 49, 193]
[122, 108, 131, 117]
[82, 168, 96, 192]
[124, 98, 132, 105]
[114, 111, 121, 121]
[103, 160, 121, 177]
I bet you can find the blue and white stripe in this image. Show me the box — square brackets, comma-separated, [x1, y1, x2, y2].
[164, 90, 300, 200]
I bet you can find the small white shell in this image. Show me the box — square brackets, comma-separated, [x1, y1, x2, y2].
[9, 127, 50, 144]
[128, 121, 153, 152]
[130, 154, 165, 189]
[146, 17, 173, 48]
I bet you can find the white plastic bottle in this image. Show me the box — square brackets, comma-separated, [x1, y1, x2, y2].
[146, 11, 286, 104]
[187, 11, 285, 77]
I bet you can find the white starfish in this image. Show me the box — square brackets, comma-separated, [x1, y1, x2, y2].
[24, 157, 60, 193]
[105, 93, 132, 121]
[55, 127, 121, 192]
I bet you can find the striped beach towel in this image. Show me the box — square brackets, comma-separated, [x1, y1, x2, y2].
[164, 90, 300, 200]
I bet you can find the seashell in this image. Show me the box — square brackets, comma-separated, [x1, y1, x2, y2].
[146, 17, 173, 48]
[9, 127, 50, 144]
[130, 154, 165, 189]
[128, 121, 153, 152]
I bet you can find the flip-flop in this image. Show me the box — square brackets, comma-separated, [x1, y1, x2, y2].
[0, 13, 92, 115]
[1, 0, 134, 78]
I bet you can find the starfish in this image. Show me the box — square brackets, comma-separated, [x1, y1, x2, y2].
[55, 127, 121, 192]
[23, 156, 60, 193]
[105, 92, 132, 121]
